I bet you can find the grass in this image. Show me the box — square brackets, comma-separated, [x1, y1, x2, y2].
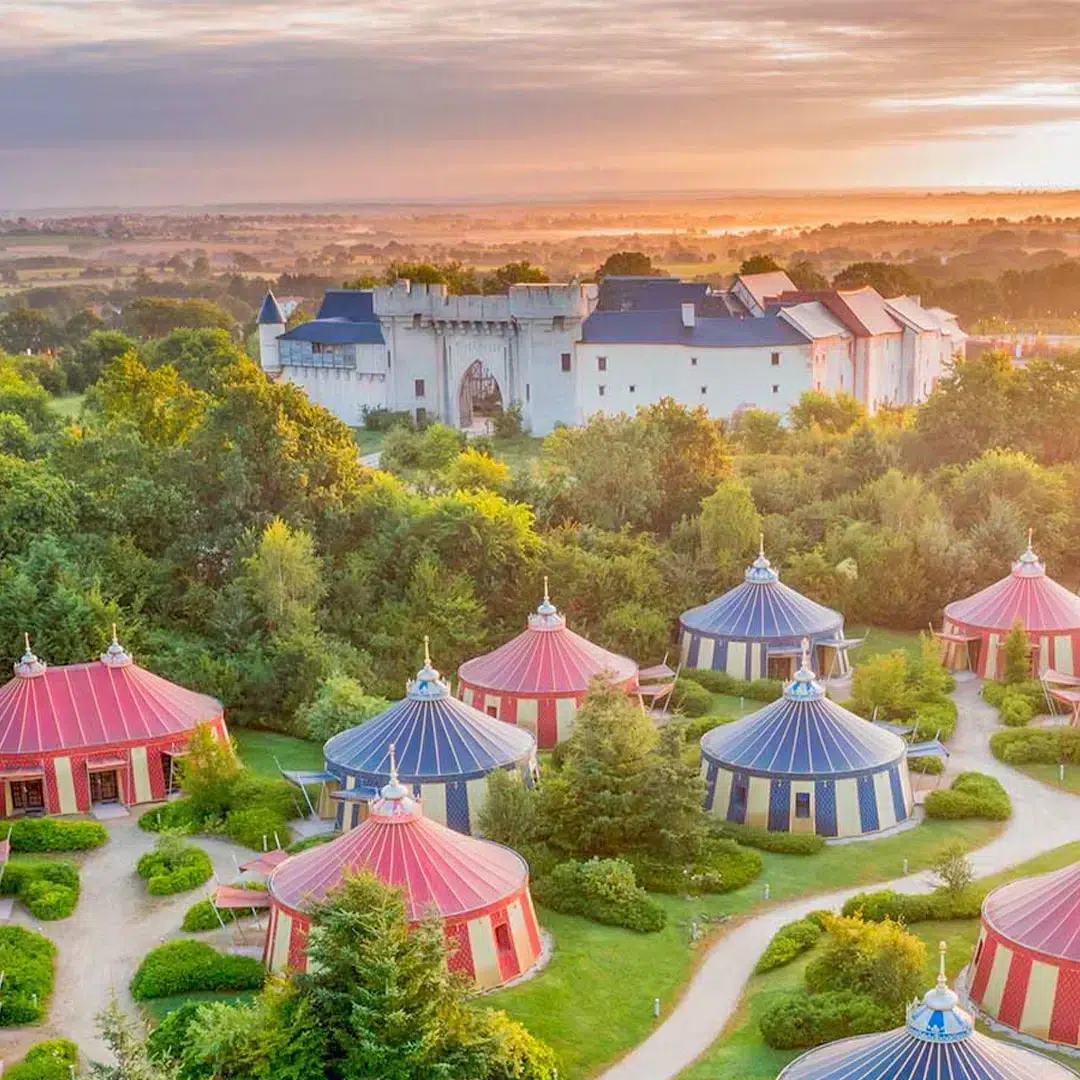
[232, 729, 324, 780]
[847, 625, 924, 666]
[490, 434, 545, 473]
[1012, 763, 1080, 796]
[142, 989, 258, 1024]
[353, 428, 385, 455]
[47, 393, 85, 421]
[491, 818, 1002, 1078]
[678, 840, 1080, 1079]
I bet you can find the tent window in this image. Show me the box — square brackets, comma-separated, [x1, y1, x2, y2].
[486, 705, 498, 718]
[795, 793, 811, 819]
[732, 776, 748, 810]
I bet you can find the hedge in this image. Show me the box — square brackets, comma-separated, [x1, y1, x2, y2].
[8, 818, 107, 853]
[532, 858, 666, 932]
[1000, 692, 1036, 727]
[181, 883, 267, 932]
[130, 940, 266, 1001]
[908, 755, 945, 775]
[6, 1040, 79, 1080]
[0, 860, 79, 920]
[225, 806, 292, 851]
[139, 799, 201, 834]
[137, 838, 214, 896]
[841, 887, 983, 924]
[924, 771, 1011, 821]
[681, 669, 782, 702]
[0, 926, 56, 1025]
[991, 726, 1080, 766]
[755, 914, 826, 974]
[669, 679, 713, 718]
[716, 823, 825, 856]
[759, 989, 894, 1050]
[910, 696, 958, 741]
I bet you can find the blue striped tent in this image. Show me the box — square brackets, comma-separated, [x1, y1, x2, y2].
[680, 546, 851, 680]
[700, 655, 913, 838]
[324, 652, 537, 835]
[777, 948, 1075, 1079]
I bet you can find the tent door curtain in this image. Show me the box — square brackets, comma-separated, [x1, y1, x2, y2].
[767, 779, 791, 832]
[727, 773, 749, 824]
[9, 779, 45, 814]
[89, 769, 120, 805]
[445, 781, 471, 835]
[493, 916, 520, 983]
[160, 752, 182, 797]
[767, 654, 797, 680]
[857, 774, 880, 834]
[814, 780, 837, 837]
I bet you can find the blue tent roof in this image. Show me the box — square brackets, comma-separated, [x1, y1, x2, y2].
[700, 661, 904, 778]
[779, 963, 1074, 1079]
[257, 291, 285, 325]
[323, 658, 535, 784]
[680, 550, 843, 642]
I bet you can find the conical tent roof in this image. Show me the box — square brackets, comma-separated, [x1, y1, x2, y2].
[945, 537, 1080, 634]
[458, 584, 637, 695]
[779, 945, 1075, 1079]
[324, 647, 534, 782]
[268, 772, 528, 920]
[0, 634, 223, 755]
[680, 547, 843, 641]
[701, 650, 904, 777]
[983, 861, 1080, 962]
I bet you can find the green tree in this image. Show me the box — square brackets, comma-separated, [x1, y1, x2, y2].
[123, 297, 237, 338]
[932, 843, 975, 896]
[787, 259, 828, 291]
[730, 409, 787, 453]
[296, 673, 388, 742]
[698, 478, 762, 576]
[739, 254, 782, 275]
[482, 261, 549, 293]
[637, 725, 706, 861]
[442, 447, 510, 494]
[832, 261, 923, 298]
[0, 308, 61, 354]
[89, 997, 179, 1080]
[477, 768, 540, 852]
[180, 723, 242, 820]
[62, 329, 136, 392]
[790, 391, 867, 435]
[242, 518, 325, 634]
[851, 652, 911, 720]
[0, 358, 51, 428]
[1002, 619, 1032, 685]
[595, 251, 658, 280]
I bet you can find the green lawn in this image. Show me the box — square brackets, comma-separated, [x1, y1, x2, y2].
[491, 818, 1002, 1078]
[143, 990, 258, 1024]
[232, 729, 324, 779]
[1013, 762, 1080, 795]
[47, 393, 85, 421]
[679, 840, 1080, 1078]
[490, 434, 545, 473]
[353, 428, 385, 455]
[847, 626, 924, 666]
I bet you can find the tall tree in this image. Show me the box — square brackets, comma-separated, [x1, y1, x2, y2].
[738, 254, 782, 275]
[242, 518, 325, 634]
[595, 251, 658, 280]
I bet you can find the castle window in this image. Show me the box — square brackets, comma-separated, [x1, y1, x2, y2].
[526, 383, 530, 401]
[561, 353, 572, 372]
[598, 356, 607, 371]
[771, 352, 781, 366]
[629, 384, 636, 394]
[553, 316, 565, 331]
[412, 314, 421, 329]
[772, 384, 780, 394]
[414, 379, 425, 398]
[598, 385, 606, 397]
[691, 357, 698, 366]
[701, 386, 707, 395]
[387, 350, 392, 368]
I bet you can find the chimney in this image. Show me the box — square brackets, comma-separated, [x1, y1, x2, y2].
[681, 301, 696, 329]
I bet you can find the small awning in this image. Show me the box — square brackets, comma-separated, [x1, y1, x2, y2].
[767, 646, 804, 657]
[934, 631, 980, 643]
[639, 663, 676, 681]
[874, 720, 914, 737]
[825, 637, 866, 650]
[0, 765, 44, 780]
[279, 768, 338, 788]
[1044, 669, 1080, 687]
[86, 756, 128, 771]
[239, 849, 291, 874]
[907, 738, 950, 760]
[0, 838, 9, 864]
[637, 683, 674, 700]
[330, 785, 380, 802]
[214, 885, 271, 910]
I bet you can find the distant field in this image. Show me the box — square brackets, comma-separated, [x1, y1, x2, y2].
[47, 393, 85, 421]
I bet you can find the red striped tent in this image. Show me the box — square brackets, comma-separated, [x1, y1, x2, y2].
[969, 860, 1080, 1046]
[457, 583, 638, 749]
[0, 633, 226, 817]
[939, 536, 1080, 678]
[264, 771, 542, 988]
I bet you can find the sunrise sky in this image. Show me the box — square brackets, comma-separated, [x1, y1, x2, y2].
[4, 0, 1080, 209]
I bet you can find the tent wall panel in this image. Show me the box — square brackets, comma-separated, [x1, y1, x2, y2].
[856, 774, 880, 833]
[537, 700, 557, 750]
[686, 634, 701, 669]
[970, 934, 997, 1004]
[1021, 959, 1060, 1039]
[131, 746, 152, 804]
[1056, 636, 1075, 675]
[421, 782, 447, 827]
[750, 643, 763, 680]
[998, 951, 1033, 1029]
[508, 899, 533, 973]
[555, 698, 577, 743]
[1041, 637, 1052, 672]
[270, 909, 293, 972]
[985, 633, 1000, 679]
[445, 921, 475, 980]
[790, 780, 815, 833]
[467, 915, 501, 989]
[445, 781, 470, 834]
[746, 775, 770, 827]
[767, 779, 791, 832]
[982, 941, 1014, 1016]
[711, 768, 733, 820]
[698, 637, 716, 672]
[725, 641, 747, 678]
[1049, 967, 1080, 1046]
[873, 770, 896, 831]
[516, 698, 538, 737]
[703, 760, 718, 811]
[680, 632, 691, 666]
[836, 779, 861, 836]
[888, 764, 907, 823]
[466, 777, 489, 825]
[53, 756, 77, 815]
[814, 780, 837, 837]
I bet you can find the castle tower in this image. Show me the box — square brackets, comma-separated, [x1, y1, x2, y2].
[257, 291, 286, 374]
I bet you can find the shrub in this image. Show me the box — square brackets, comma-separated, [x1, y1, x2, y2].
[137, 835, 214, 895]
[760, 990, 894, 1050]
[225, 807, 293, 851]
[682, 669, 781, 702]
[924, 771, 1011, 821]
[910, 696, 958, 741]
[670, 679, 713, 717]
[6, 1040, 79, 1080]
[983, 681, 1007, 708]
[1000, 689, 1037, 727]
[130, 940, 266, 1001]
[23, 880, 78, 920]
[908, 755, 945, 775]
[841, 887, 983, 924]
[362, 406, 413, 432]
[532, 858, 666, 932]
[991, 726, 1080, 765]
[296, 673, 388, 742]
[716, 823, 825, 856]
[8, 818, 106, 852]
[0, 926, 55, 1025]
[139, 798, 201, 834]
[680, 715, 729, 743]
[492, 401, 525, 439]
[755, 917, 824, 973]
[627, 847, 748, 896]
[0, 860, 79, 920]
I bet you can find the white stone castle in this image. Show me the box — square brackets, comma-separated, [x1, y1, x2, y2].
[257, 272, 965, 435]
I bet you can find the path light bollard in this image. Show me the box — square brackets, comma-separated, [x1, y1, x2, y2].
[1061, 763, 1066, 784]
[740, 696, 745, 714]
[764, 883, 771, 901]
[903, 858, 909, 876]
[654, 997, 661, 1018]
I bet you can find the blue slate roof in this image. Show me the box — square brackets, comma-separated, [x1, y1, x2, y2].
[278, 288, 385, 345]
[581, 308, 808, 347]
[316, 289, 376, 321]
[323, 661, 535, 784]
[778, 976, 1073, 1079]
[596, 276, 710, 312]
[700, 664, 904, 778]
[257, 291, 285, 325]
[681, 552, 843, 642]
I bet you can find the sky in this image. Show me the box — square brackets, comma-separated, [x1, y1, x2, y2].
[3, 0, 1080, 209]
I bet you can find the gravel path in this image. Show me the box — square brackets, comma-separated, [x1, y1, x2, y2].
[600, 679, 1080, 1080]
[0, 815, 256, 1066]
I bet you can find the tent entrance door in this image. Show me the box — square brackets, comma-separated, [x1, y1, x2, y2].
[160, 752, 182, 797]
[10, 779, 45, 814]
[89, 769, 120, 804]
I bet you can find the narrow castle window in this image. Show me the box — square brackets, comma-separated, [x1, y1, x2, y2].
[414, 378, 425, 398]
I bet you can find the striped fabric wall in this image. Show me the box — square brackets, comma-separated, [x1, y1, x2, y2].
[702, 762, 913, 838]
[942, 621, 1080, 678]
[680, 630, 848, 681]
[458, 685, 579, 749]
[971, 927, 1080, 1046]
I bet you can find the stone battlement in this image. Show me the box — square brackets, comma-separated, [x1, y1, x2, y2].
[374, 280, 596, 322]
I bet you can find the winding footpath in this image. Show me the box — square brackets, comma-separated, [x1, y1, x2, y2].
[601, 680, 1080, 1080]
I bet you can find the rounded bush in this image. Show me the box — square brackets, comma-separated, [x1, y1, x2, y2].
[910, 697, 958, 741]
[999, 690, 1036, 728]
[532, 858, 666, 932]
[755, 917, 823, 974]
[991, 726, 1080, 765]
[137, 838, 213, 896]
[670, 680, 712, 718]
[225, 806, 292, 851]
[924, 771, 1011, 821]
[130, 940, 266, 1001]
[0, 860, 80, 920]
[683, 669, 782, 702]
[759, 990, 894, 1050]
[6, 1039, 78, 1080]
[0, 926, 55, 1026]
[700, 837, 765, 891]
[9, 818, 106, 853]
[138, 799, 200, 834]
[23, 880, 78, 920]
[716, 823, 825, 855]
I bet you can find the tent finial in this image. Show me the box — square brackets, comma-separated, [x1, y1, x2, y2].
[759, 533, 765, 558]
[801, 636, 811, 672]
[388, 742, 398, 785]
[1028, 526, 1034, 551]
[423, 634, 431, 668]
[23, 631, 30, 655]
[937, 940, 948, 990]
[111, 622, 119, 645]
[543, 575, 550, 604]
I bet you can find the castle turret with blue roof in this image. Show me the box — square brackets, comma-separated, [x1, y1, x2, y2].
[257, 290, 286, 373]
[777, 942, 1077, 1079]
[700, 641, 913, 838]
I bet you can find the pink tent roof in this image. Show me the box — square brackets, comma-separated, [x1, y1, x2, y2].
[458, 587, 637, 696]
[0, 637, 223, 755]
[944, 540, 1080, 635]
[269, 780, 527, 920]
[983, 861, 1080, 963]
